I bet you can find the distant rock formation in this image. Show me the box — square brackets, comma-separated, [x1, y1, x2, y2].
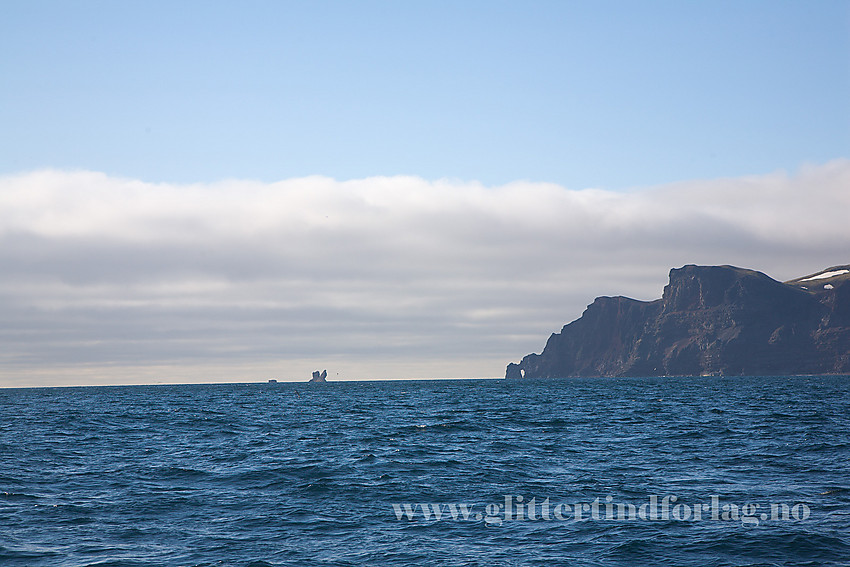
[309, 369, 328, 382]
[506, 264, 850, 378]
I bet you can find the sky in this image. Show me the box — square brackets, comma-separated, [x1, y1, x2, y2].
[1, 1, 849, 386]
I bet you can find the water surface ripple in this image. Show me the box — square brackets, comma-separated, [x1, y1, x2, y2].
[1, 376, 848, 566]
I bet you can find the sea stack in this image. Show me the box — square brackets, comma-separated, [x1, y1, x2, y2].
[507, 264, 850, 378]
[309, 369, 328, 382]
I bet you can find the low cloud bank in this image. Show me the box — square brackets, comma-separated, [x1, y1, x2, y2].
[2, 161, 848, 385]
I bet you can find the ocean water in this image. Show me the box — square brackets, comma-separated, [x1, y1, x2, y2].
[1, 376, 849, 567]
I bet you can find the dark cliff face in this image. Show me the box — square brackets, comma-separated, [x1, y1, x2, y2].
[506, 264, 850, 378]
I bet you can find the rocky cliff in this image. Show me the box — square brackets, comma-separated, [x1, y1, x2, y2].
[309, 369, 328, 382]
[506, 264, 850, 378]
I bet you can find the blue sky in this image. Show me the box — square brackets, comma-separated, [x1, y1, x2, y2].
[3, 0, 847, 188]
[1, 2, 849, 385]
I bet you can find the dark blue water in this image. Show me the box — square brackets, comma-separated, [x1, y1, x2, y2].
[1, 376, 849, 566]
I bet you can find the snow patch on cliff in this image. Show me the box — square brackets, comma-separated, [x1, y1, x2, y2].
[800, 270, 849, 282]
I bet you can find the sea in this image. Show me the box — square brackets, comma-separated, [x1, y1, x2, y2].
[1, 376, 848, 567]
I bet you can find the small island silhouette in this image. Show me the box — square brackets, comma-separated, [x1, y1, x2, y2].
[309, 369, 328, 382]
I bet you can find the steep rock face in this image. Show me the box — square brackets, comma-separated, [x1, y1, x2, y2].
[506, 264, 850, 378]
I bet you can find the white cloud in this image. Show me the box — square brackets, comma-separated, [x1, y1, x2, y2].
[2, 161, 849, 386]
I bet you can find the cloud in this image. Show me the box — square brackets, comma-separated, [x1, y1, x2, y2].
[2, 161, 849, 385]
